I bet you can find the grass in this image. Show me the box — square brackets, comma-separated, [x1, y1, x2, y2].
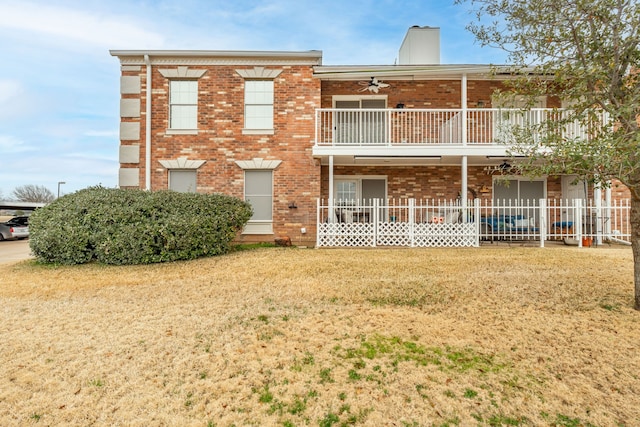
[0, 245, 639, 426]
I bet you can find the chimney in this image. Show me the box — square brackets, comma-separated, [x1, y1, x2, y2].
[398, 26, 440, 65]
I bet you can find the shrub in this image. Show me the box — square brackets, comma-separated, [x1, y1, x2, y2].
[28, 186, 253, 265]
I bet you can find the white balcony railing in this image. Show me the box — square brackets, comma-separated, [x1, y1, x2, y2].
[314, 108, 609, 146]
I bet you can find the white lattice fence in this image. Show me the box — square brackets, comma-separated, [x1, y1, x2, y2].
[413, 223, 477, 247]
[376, 222, 412, 246]
[317, 198, 630, 248]
[317, 222, 375, 247]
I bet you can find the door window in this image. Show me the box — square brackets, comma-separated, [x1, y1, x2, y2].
[334, 98, 386, 144]
[493, 178, 545, 223]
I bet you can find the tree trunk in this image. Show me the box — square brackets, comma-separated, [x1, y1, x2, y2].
[631, 194, 640, 310]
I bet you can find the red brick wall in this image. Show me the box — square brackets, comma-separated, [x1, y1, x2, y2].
[321, 79, 563, 109]
[320, 166, 569, 203]
[120, 63, 321, 246]
[119, 67, 630, 246]
[322, 80, 504, 109]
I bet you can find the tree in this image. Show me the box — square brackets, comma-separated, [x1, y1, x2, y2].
[456, 0, 640, 308]
[12, 185, 55, 203]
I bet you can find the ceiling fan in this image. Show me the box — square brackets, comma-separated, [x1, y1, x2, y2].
[358, 77, 390, 93]
[484, 161, 515, 175]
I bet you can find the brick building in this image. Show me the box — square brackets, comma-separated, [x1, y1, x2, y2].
[111, 27, 630, 247]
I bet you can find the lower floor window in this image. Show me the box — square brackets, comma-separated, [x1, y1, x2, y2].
[169, 170, 197, 193]
[244, 170, 273, 234]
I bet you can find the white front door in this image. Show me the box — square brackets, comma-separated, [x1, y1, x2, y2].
[561, 175, 587, 222]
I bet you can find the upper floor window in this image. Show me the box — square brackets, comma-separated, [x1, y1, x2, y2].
[244, 80, 274, 131]
[170, 80, 198, 129]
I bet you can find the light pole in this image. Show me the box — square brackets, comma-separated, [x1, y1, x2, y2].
[57, 181, 66, 198]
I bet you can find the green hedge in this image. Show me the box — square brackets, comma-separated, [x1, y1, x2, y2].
[28, 187, 253, 265]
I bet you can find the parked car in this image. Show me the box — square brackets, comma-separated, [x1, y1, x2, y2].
[0, 220, 29, 240]
[7, 216, 29, 226]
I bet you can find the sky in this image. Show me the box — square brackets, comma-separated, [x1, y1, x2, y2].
[0, 0, 508, 198]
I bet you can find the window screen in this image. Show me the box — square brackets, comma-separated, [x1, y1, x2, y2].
[169, 170, 197, 193]
[245, 170, 273, 221]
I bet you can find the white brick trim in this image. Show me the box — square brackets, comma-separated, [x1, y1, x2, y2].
[235, 158, 282, 170]
[235, 67, 282, 79]
[158, 66, 207, 79]
[159, 157, 206, 169]
[119, 168, 139, 187]
[119, 145, 140, 164]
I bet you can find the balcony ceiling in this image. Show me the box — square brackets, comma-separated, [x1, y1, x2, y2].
[318, 155, 516, 167]
[312, 64, 523, 81]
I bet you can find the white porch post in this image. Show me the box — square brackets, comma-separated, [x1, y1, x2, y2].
[328, 155, 334, 201]
[328, 155, 334, 222]
[605, 184, 612, 236]
[461, 73, 468, 148]
[461, 155, 468, 210]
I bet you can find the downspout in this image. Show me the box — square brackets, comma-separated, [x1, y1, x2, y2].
[144, 54, 152, 191]
[461, 73, 468, 209]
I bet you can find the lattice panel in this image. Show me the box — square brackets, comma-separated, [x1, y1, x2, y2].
[318, 221, 477, 247]
[317, 222, 374, 247]
[413, 223, 476, 247]
[376, 222, 411, 246]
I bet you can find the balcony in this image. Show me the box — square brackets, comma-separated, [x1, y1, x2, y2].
[314, 108, 606, 148]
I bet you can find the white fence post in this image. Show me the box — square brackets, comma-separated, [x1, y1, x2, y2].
[539, 198, 546, 248]
[576, 198, 583, 247]
[373, 198, 379, 248]
[474, 198, 481, 247]
[409, 198, 416, 247]
[316, 198, 321, 246]
[595, 194, 603, 245]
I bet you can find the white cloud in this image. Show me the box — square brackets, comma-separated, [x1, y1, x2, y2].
[0, 80, 23, 105]
[0, 135, 35, 153]
[0, 80, 38, 120]
[0, 1, 165, 50]
[84, 130, 119, 138]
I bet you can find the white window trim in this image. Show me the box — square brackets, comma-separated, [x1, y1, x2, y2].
[168, 79, 198, 131]
[166, 129, 199, 135]
[242, 129, 275, 135]
[242, 80, 275, 134]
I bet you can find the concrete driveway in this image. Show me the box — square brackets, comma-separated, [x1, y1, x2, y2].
[0, 239, 33, 264]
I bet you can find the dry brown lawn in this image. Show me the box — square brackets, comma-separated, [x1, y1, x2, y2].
[0, 245, 638, 426]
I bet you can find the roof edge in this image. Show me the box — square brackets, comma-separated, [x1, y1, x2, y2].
[109, 49, 322, 59]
